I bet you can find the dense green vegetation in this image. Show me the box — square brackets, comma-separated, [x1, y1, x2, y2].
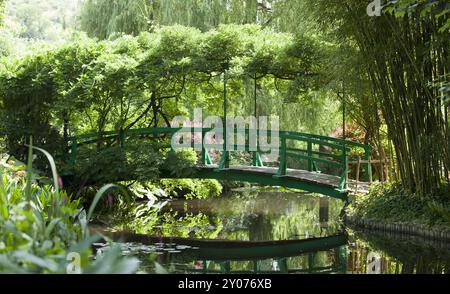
[0, 24, 328, 177]
[80, 0, 273, 38]
[41, 0, 450, 196]
[0, 0, 449, 275]
[303, 0, 449, 196]
[348, 183, 450, 229]
[0, 146, 139, 273]
[0, 0, 79, 56]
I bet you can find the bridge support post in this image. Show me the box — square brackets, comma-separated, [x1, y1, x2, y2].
[220, 261, 231, 274]
[202, 149, 213, 165]
[252, 74, 264, 168]
[253, 151, 264, 167]
[276, 136, 287, 177]
[308, 253, 315, 274]
[203, 260, 209, 274]
[335, 246, 348, 274]
[338, 153, 348, 191]
[364, 149, 372, 182]
[201, 129, 213, 165]
[277, 258, 288, 273]
[307, 141, 313, 172]
[218, 151, 230, 169]
[253, 260, 261, 273]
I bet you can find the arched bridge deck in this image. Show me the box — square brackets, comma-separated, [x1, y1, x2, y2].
[187, 165, 370, 199]
[65, 127, 373, 200]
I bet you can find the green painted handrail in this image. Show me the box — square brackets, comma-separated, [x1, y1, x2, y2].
[282, 133, 351, 152]
[283, 131, 372, 151]
[69, 128, 371, 151]
[67, 127, 372, 190]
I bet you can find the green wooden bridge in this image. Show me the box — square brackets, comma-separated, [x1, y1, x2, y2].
[66, 127, 372, 200]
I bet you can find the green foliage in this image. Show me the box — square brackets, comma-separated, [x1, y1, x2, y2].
[384, 0, 450, 32]
[78, 0, 333, 38]
[80, 0, 153, 39]
[72, 142, 219, 191]
[0, 0, 79, 58]
[159, 178, 223, 199]
[0, 25, 324, 172]
[0, 145, 138, 273]
[74, 143, 163, 184]
[163, 148, 198, 178]
[116, 208, 224, 239]
[301, 0, 450, 195]
[79, 0, 267, 38]
[426, 200, 450, 226]
[349, 182, 450, 228]
[4, 0, 78, 41]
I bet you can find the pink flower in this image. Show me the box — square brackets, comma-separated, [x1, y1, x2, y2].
[57, 176, 64, 189]
[106, 194, 114, 208]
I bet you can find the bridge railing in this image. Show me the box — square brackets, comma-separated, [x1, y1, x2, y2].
[66, 127, 372, 190]
[286, 131, 373, 182]
[276, 132, 351, 190]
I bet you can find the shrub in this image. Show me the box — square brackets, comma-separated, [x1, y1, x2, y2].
[349, 182, 450, 228]
[162, 148, 198, 178]
[159, 178, 222, 199]
[74, 143, 163, 184]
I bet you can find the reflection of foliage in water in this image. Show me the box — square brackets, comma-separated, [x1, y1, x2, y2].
[115, 207, 224, 240]
[112, 190, 352, 273]
[206, 249, 342, 274]
[193, 192, 345, 241]
[112, 190, 450, 274]
[113, 190, 345, 242]
[348, 230, 450, 274]
[112, 192, 342, 241]
[269, 197, 343, 240]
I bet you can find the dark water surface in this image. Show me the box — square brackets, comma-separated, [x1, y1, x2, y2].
[111, 190, 450, 274]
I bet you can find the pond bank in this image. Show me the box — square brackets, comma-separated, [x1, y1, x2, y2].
[344, 183, 450, 243]
[344, 215, 450, 242]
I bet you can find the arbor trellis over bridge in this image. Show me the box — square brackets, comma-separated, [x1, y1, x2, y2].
[64, 70, 373, 201]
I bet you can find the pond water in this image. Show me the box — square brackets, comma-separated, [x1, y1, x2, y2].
[107, 189, 450, 274]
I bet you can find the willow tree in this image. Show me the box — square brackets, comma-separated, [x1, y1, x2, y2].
[80, 0, 155, 39]
[79, 0, 276, 38]
[154, 0, 259, 30]
[301, 0, 450, 195]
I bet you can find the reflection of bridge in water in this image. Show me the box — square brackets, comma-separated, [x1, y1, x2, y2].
[97, 230, 348, 274]
[66, 127, 373, 200]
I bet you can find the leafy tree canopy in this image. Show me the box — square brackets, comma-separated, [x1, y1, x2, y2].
[0, 24, 327, 168]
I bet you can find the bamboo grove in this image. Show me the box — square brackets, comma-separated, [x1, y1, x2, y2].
[300, 0, 450, 195]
